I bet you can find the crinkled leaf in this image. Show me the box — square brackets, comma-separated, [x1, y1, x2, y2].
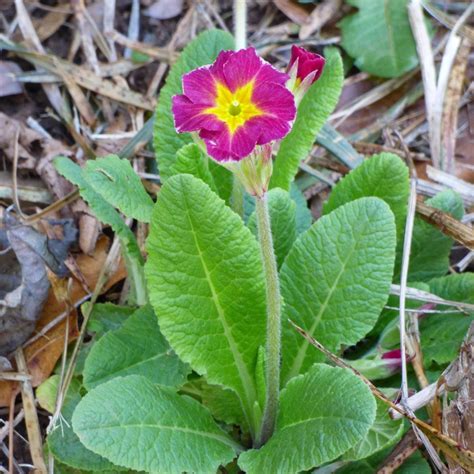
[270, 47, 343, 191]
[248, 189, 297, 269]
[343, 396, 404, 461]
[87, 303, 136, 339]
[421, 273, 474, 366]
[184, 378, 247, 430]
[72, 375, 238, 473]
[83, 155, 153, 223]
[145, 174, 266, 434]
[290, 183, 312, 234]
[281, 197, 396, 385]
[83, 305, 189, 390]
[48, 380, 123, 472]
[169, 143, 217, 192]
[340, 0, 419, 78]
[55, 157, 143, 265]
[324, 153, 409, 237]
[238, 364, 376, 473]
[395, 190, 464, 282]
[154, 29, 234, 180]
[170, 143, 233, 203]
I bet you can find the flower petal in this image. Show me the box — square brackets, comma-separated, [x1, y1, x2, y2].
[200, 124, 259, 162]
[182, 66, 217, 105]
[172, 95, 221, 133]
[247, 115, 292, 145]
[252, 83, 296, 122]
[222, 48, 263, 91]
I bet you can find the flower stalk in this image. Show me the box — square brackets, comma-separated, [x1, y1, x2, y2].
[255, 193, 281, 447]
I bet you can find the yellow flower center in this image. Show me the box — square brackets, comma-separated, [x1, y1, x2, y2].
[205, 81, 262, 133]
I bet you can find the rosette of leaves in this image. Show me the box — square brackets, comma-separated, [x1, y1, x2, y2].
[52, 31, 407, 473]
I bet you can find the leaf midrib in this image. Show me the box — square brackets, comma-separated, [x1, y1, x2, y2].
[87, 351, 169, 387]
[285, 232, 359, 383]
[83, 422, 237, 449]
[182, 189, 258, 424]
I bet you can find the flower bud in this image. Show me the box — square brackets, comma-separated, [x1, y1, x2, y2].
[286, 46, 325, 106]
[223, 144, 273, 198]
[347, 349, 404, 381]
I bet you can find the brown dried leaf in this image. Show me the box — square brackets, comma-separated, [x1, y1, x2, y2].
[0, 236, 126, 406]
[0, 113, 73, 199]
[273, 0, 310, 25]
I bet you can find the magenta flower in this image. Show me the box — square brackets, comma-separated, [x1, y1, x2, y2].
[288, 45, 325, 85]
[172, 48, 296, 162]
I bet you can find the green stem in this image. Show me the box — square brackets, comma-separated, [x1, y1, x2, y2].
[255, 193, 281, 447]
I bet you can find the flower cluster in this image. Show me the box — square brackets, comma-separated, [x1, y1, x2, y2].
[172, 45, 325, 195]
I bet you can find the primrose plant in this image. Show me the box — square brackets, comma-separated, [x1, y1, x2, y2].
[51, 30, 408, 473]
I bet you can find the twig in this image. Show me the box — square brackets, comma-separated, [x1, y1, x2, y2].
[48, 236, 122, 433]
[124, 0, 140, 59]
[288, 322, 474, 471]
[426, 165, 474, 202]
[416, 199, 474, 251]
[399, 176, 417, 404]
[234, 0, 247, 50]
[13, 0, 63, 115]
[0, 373, 31, 382]
[8, 391, 14, 474]
[408, 0, 439, 167]
[0, 409, 24, 444]
[391, 382, 446, 420]
[434, 4, 473, 171]
[14, 348, 47, 473]
[390, 284, 474, 312]
[376, 430, 422, 473]
[12, 128, 26, 221]
[103, 0, 117, 61]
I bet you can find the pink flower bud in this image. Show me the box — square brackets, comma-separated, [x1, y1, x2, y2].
[288, 45, 325, 85]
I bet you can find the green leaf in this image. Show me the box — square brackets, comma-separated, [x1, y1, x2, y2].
[48, 380, 123, 472]
[248, 189, 297, 269]
[340, 0, 419, 78]
[421, 273, 474, 366]
[270, 47, 344, 191]
[184, 378, 247, 430]
[395, 190, 464, 282]
[83, 155, 154, 223]
[55, 157, 143, 265]
[170, 143, 233, 203]
[343, 396, 404, 461]
[145, 174, 266, 434]
[83, 305, 189, 390]
[281, 197, 397, 384]
[324, 153, 409, 237]
[290, 183, 312, 234]
[87, 303, 136, 338]
[154, 29, 234, 181]
[37, 375, 61, 413]
[395, 451, 431, 473]
[170, 144, 218, 192]
[238, 364, 376, 473]
[55, 157, 146, 304]
[72, 375, 239, 473]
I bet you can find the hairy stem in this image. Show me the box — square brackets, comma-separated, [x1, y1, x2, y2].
[255, 194, 281, 447]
